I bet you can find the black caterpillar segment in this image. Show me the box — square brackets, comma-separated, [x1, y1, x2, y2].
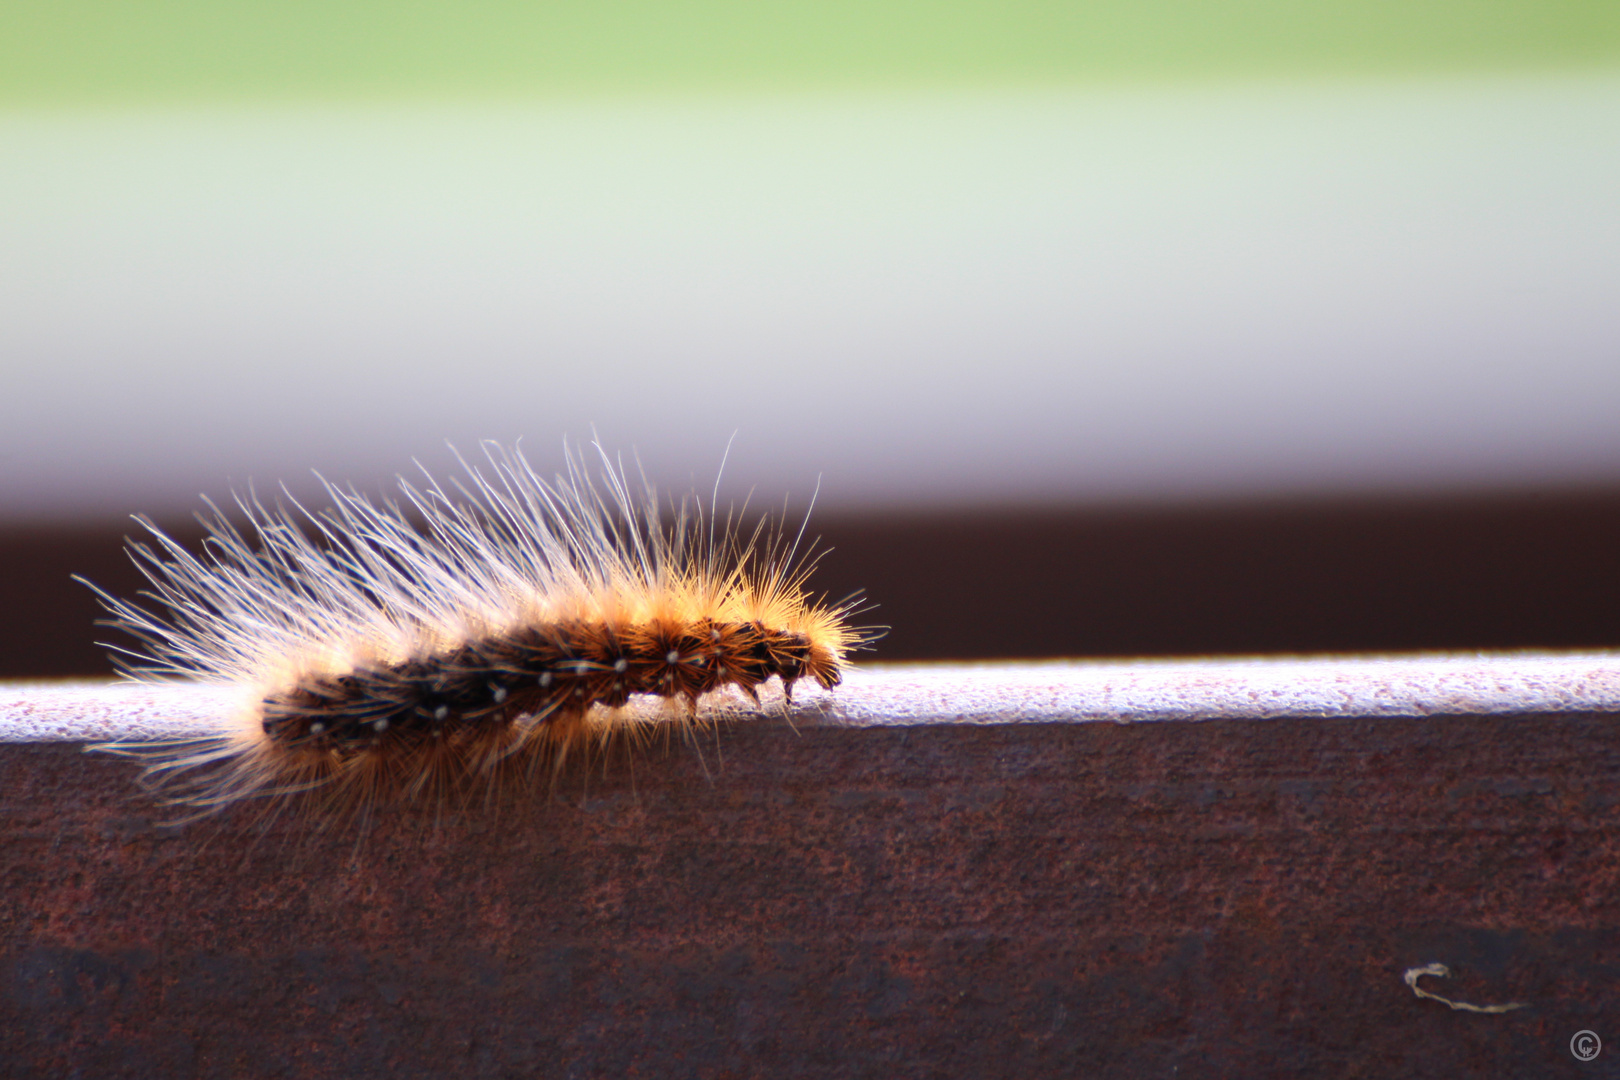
[261, 618, 838, 751]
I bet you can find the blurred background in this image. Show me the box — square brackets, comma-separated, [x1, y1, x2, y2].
[2, 1, 1619, 676]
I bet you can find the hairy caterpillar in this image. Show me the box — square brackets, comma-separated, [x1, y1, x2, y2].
[79, 442, 872, 816]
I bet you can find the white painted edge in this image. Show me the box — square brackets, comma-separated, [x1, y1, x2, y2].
[4, 651, 1620, 743]
[824, 652, 1620, 725]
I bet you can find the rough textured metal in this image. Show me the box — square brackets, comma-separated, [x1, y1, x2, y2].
[3, 668, 1620, 1077]
[6, 652, 1620, 741]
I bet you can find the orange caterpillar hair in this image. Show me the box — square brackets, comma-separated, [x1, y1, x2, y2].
[80, 442, 871, 816]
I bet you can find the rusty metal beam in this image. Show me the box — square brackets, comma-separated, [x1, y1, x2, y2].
[4, 657, 1619, 1077]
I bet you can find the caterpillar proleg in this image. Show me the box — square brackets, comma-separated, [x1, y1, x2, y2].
[78, 442, 872, 816]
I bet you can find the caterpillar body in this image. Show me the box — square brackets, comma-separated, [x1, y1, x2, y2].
[80, 443, 870, 815]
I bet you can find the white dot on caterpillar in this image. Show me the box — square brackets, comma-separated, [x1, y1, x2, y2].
[574, 687, 585, 698]
[373, 718, 389, 732]
[665, 650, 680, 664]
[490, 684, 508, 703]
[309, 721, 326, 735]
[613, 658, 628, 673]
[538, 672, 553, 688]
[433, 705, 449, 721]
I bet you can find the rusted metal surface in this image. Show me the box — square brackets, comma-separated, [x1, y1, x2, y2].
[4, 711, 1620, 1077]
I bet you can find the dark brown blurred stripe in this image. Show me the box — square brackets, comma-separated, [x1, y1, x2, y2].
[6, 488, 1620, 677]
[810, 488, 1620, 661]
